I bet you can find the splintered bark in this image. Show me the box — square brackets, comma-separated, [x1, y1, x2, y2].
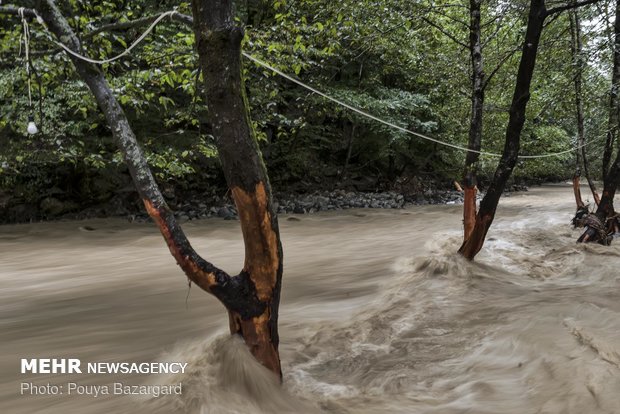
[462, 0, 484, 243]
[573, 169, 585, 209]
[34, 0, 282, 377]
[191, 0, 283, 376]
[459, 0, 547, 260]
[570, 9, 600, 205]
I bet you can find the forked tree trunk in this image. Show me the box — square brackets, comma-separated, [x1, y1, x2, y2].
[191, 0, 283, 376]
[34, 0, 283, 377]
[459, 0, 547, 260]
[463, 0, 484, 243]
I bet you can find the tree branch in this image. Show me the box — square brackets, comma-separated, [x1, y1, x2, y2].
[11, 0, 261, 312]
[545, 0, 602, 16]
[0, 5, 37, 18]
[83, 11, 193, 39]
[482, 45, 521, 90]
[421, 16, 468, 49]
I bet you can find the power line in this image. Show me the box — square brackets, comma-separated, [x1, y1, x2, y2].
[243, 52, 591, 160]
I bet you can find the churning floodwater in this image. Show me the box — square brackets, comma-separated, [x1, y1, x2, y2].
[1, 184, 619, 413]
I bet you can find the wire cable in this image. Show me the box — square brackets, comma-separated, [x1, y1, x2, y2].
[27, 9, 595, 160]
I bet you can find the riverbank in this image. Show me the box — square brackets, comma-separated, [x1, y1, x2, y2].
[3, 185, 618, 414]
[0, 183, 530, 224]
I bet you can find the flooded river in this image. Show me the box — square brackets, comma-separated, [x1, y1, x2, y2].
[1, 184, 619, 413]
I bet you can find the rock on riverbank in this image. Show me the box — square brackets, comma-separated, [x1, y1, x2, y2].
[0, 185, 529, 224]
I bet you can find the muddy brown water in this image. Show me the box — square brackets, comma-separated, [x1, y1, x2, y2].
[1, 184, 619, 413]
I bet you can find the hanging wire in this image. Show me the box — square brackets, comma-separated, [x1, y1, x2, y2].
[243, 53, 592, 160]
[25, 8, 596, 160]
[49, 10, 179, 65]
[18, 7, 33, 109]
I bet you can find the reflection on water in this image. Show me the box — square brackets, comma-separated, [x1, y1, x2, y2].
[1, 185, 619, 413]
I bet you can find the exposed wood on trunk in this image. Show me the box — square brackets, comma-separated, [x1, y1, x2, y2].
[459, 0, 547, 260]
[570, 8, 600, 205]
[462, 0, 484, 244]
[191, 0, 283, 377]
[572, 170, 585, 209]
[463, 185, 478, 241]
[35, 0, 233, 293]
[30, 0, 283, 377]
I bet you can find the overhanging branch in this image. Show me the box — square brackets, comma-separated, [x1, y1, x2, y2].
[545, 0, 602, 17]
[0, 5, 37, 18]
[83, 11, 193, 39]
[421, 16, 468, 49]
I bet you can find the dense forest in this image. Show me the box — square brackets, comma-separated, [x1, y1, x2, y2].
[2, 2, 620, 410]
[1, 0, 616, 224]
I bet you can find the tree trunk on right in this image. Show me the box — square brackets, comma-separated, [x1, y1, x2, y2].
[459, 0, 547, 260]
[462, 0, 484, 244]
[578, 0, 620, 243]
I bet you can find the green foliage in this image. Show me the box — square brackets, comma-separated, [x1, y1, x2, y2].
[0, 0, 614, 211]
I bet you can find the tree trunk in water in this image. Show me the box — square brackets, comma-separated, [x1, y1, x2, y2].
[462, 0, 484, 243]
[459, 0, 547, 260]
[570, 8, 600, 205]
[191, 0, 283, 377]
[36, 0, 283, 378]
[573, 170, 585, 209]
[579, 1, 620, 244]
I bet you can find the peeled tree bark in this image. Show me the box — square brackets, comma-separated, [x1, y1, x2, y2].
[462, 0, 484, 244]
[458, 0, 601, 259]
[573, 169, 586, 209]
[459, 0, 547, 260]
[22, 0, 283, 377]
[190, 0, 283, 376]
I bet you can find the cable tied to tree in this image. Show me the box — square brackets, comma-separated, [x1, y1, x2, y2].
[20, 8, 596, 160]
[36, 9, 179, 65]
[18, 7, 33, 109]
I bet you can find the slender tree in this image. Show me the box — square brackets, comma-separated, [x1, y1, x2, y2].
[462, 0, 484, 243]
[190, 0, 283, 376]
[570, 7, 600, 206]
[4, 0, 283, 377]
[458, 0, 602, 260]
[603, 0, 620, 178]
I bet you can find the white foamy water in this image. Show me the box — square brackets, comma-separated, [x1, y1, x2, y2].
[1, 184, 619, 413]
